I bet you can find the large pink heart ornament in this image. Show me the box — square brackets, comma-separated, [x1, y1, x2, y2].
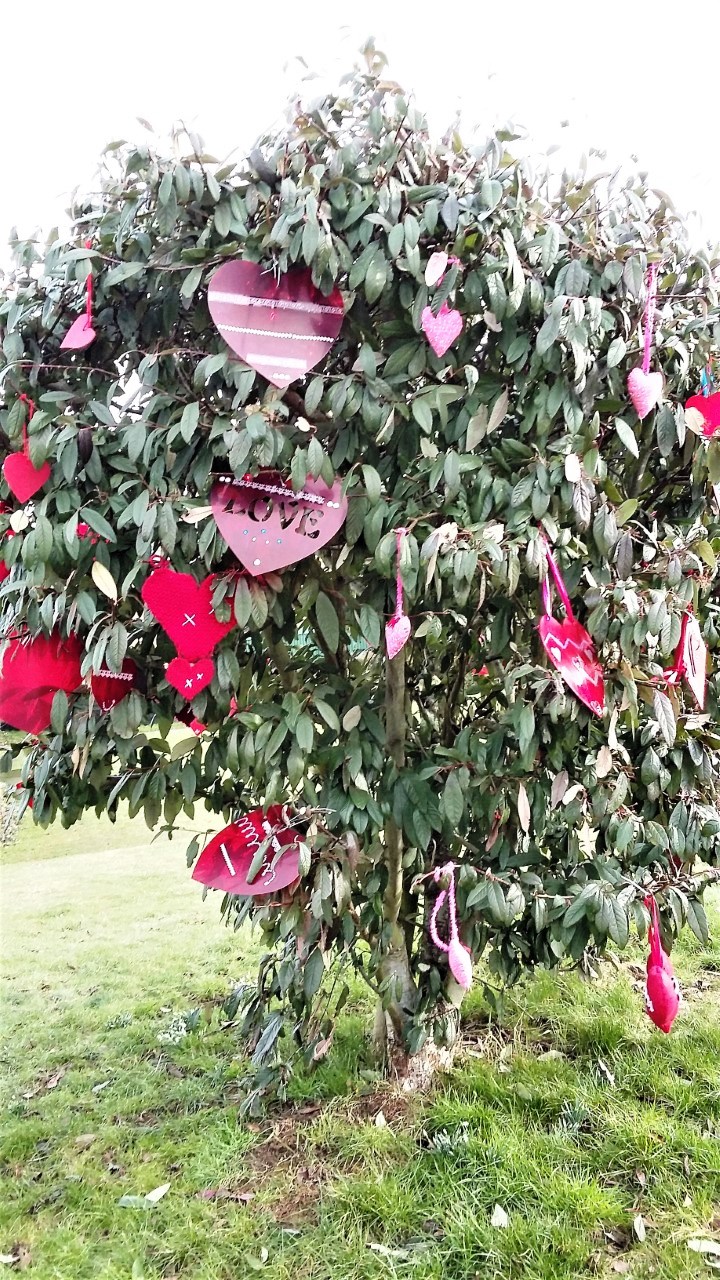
[686, 391, 720, 438]
[60, 315, 96, 352]
[211, 474, 348, 576]
[627, 367, 662, 420]
[539, 614, 605, 717]
[421, 302, 463, 357]
[207, 260, 344, 389]
[192, 807, 300, 896]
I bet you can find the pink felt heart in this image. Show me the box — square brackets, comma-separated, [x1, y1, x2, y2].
[192, 807, 300, 895]
[166, 656, 215, 698]
[421, 302, 463, 358]
[211, 473, 348, 577]
[141, 566, 235, 658]
[539, 615, 605, 716]
[207, 260, 344, 389]
[627, 367, 662, 420]
[3, 452, 52, 503]
[60, 315, 96, 351]
[686, 391, 720, 437]
[448, 937, 473, 991]
[385, 613, 411, 659]
[90, 658, 139, 712]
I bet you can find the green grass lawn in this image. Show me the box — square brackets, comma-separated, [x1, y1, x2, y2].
[1, 812, 720, 1280]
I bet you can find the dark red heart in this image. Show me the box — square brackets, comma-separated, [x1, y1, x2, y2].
[207, 260, 344, 388]
[539, 615, 605, 717]
[141, 566, 235, 659]
[90, 658, 139, 712]
[686, 391, 720, 436]
[211, 473, 348, 576]
[192, 807, 300, 895]
[0, 632, 83, 734]
[166, 656, 215, 699]
[3, 452, 51, 503]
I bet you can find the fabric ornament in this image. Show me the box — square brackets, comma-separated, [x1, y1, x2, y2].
[685, 365, 720, 438]
[192, 806, 301, 895]
[207, 259, 344, 388]
[166, 656, 215, 698]
[211, 472, 348, 576]
[0, 632, 83, 734]
[421, 301, 463, 358]
[627, 263, 662, 420]
[538, 537, 605, 717]
[141, 565, 235, 660]
[428, 861, 473, 991]
[3, 396, 51, 504]
[663, 610, 707, 710]
[385, 527, 411, 659]
[60, 239, 96, 351]
[89, 658, 139, 712]
[643, 894, 680, 1033]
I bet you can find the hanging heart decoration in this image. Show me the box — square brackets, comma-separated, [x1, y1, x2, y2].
[166, 656, 216, 698]
[60, 239, 96, 351]
[192, 806, 301, 895]
[686, 367, 720, 438]
[421, 301, 463, 358]
[386, 527, 411, 659]
[627, 263, 662, 420]
[211, 472, 348, 576]
[663, 610, 707, 710]
[207, 260, 344, 389]
[90, 658, 139, 712]
[643, 894, 680, 1033]
[141, 566, 235, 659]
[3, 397, 51, 504]
[429, 861, 473, 991]
[0, 632, 83, 734]
[538, 537, 605, 717]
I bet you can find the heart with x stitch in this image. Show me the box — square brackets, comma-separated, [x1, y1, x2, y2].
[141, 566, 235, 659]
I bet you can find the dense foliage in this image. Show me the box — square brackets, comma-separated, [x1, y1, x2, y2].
[1, 47, 719, 1093]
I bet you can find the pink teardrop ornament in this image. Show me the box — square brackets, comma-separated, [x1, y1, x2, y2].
[385, 613, 411, 659]
[448, 936, 473, 990]
[627, 367, 662, 420]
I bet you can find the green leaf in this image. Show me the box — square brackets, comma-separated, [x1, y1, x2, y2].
[536, 298, 564, 355]
[364, 253, 388, 305]
[442, 771, 464, 826]
[315, 592, 340, 653]
[104, 261, 145, 287]
[685, 897, 709, 944]
[51, 689, 69, 734]
[304, 948, 325, 1000]
[653, 689, 676, 747]
[615, 418, 639, 459]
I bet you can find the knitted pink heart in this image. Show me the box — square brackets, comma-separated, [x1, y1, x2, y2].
[166, 656, 215, 699]
[60, 315, 96, 351]
[421, 302, 463, 358]
[627, 367, 662, 420]
[385, 613, 411, 659]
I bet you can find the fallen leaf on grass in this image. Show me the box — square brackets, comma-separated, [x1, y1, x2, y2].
[490, 1204, 509, 1228]
[22, 1067, 66, 1099]
[374, 1110, 387, 1128]
[74, 1134, 96, 1150]
[0, 1245, 31, 1269]
[610, 1262, 630, 1274]
[92, 1080, 111, 1094]
[688, 1240, 720, 1256]
[633, 1214, 646, 1242]
[118, 1182, 170, 1209]
[196, 1188, 254, 1204]
[597, 1058, 616, 1087]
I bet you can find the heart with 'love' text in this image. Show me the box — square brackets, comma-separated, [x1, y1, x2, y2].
[207, 260, 344, 389]
[539, 615, 605, 717]
[211, 473, 348, 576]
[141, 566, 235, 659]
[192, 807, 301, 895]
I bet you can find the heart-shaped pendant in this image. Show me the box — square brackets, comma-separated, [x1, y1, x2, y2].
[166, 656, 216, 698]
[192, 807, 300, 895]
[0, 632, 83, 734]
[539, 615, 605, 716]
[421, 302, 463, 358]
[686, 390, 720, 438]
[448, 936, 473, 990]
[627, 367, 663, 420]
[385, 613, 411, 659]
[211, 473, 348, 576]
[207, 260, 344, 389]
[90, 658, 139, 712]
[141, 567, 235, 659]
[60, 315, 96, 351]
[3, 452, 51, 503]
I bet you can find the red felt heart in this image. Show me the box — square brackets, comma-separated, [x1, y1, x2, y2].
[211, 473, 348, 576]
[90, 658, 139, 712]
[421, 302, 463, 357]
[3, 452, 52, 503]
[60, 315, 96, 351]
[166, 656, 215, 698]
[207, 260, 344, 389]
[0, 632, 83, 734]
[686, 391, 720, 437]
[141, 566, 235, 658]
[192, 807, 300, 895]
[539, 615, 605, 717]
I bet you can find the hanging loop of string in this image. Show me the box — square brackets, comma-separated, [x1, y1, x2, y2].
[641, 263, 659, 376]
[18, 394, 36, 452]
[394, 527, 407, 619]
[429, 861, 459, 952]
[84, 239, 94, 329]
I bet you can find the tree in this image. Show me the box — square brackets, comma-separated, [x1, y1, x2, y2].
[1, 45, 719, 1102]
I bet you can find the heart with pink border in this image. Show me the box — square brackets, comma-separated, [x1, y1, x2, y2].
[211, 473, 348, 576]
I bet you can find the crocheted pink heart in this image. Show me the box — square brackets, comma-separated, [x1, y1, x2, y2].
[448, 937, 473, 990]
[421, 302, 463, 358]
[627, 367, 662, 420]
[60, 315, 96, 351]
[385, 613, 411, 659]
[3, 452, 51, 503]
[166, 656, 215, 699]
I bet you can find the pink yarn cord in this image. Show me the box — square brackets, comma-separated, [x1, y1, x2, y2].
[394, 527, 406, 619]
[642, 263, 658, 375]
[429, 861, 459, 952]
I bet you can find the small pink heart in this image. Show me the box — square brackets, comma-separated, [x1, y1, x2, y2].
[60, 315, 96, 351]
[421, 302, 463, 358]
[166, 656, 215, 699]
[386, 613, 411, 659]
[448, 937, 473, 990]
[627, 367, 662, 420]
[3, 452, 51, 503]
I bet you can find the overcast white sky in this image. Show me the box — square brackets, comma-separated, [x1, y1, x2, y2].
[2, 0, 720, 255]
